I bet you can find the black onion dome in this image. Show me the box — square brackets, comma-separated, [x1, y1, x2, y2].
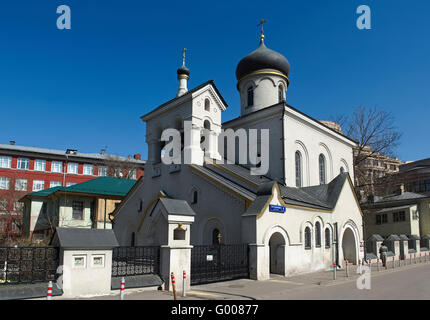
[177, 65, 190, 76]
[236, 40, 290, 81]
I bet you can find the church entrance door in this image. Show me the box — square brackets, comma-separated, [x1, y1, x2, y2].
[341, 228, 357, 265]
[269, 232, 286, 275]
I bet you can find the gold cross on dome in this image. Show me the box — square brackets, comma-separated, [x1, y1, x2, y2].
[182, 48, 187, 66]
[257, 19, 267, 40]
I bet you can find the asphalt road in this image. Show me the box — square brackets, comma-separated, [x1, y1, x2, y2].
[257, 263, 430, 300]
[56, 261, 430, 300]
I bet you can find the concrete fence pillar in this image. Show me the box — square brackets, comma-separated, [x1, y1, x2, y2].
[160, 245, 192, 292]
[51, 227, 119, 298]
[249, 244, 270, 281]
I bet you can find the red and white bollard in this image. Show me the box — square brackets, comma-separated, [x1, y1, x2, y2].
[171, 272, 177, 300]
[392, 256, 395, 269]
[345, 260, 349, 277]
[120, 277, 125, 300]
[182, 270, 187, 297]
[333, 262, 337, 280]
[369, 259, 372, 270]
[46, 281, 53, 300]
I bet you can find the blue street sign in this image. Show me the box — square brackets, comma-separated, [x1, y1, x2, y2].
[269, 204, 286, 213]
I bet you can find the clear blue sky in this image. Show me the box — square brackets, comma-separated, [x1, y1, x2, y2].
[0, 1, 429, 162]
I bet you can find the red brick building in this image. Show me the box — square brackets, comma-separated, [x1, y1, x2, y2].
[0, 142, 145, 241]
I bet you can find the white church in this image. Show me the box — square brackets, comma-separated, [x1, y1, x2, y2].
[113, 26, 364, 280]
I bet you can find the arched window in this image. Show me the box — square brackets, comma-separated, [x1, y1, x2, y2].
[325, 228, 331, 248]
[201, 120, 211, 144]
[212, 228, 220, 245]
[315, 222, 321, 248]
[131, 232, 135, 247]
[192, 190, 198, 204]
[340, 167, 345, 174]
[203, 120, 211, 130]
[304, 227, 311, 249]
[204, 98, 210, 112]
[319, 154, 326, 185]
[247, 87, 254, 107]
[278, 85, 284, 102]
[295, 151, 302, 187]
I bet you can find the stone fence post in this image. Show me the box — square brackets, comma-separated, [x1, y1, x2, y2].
[51, 227, 119, 298]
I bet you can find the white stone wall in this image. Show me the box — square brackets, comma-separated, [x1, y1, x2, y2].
[114, 163, 247, 246]
[284, 109, 355, 187]
[250, 180, 362, 278]
[61, 249, 112, 298]
[238, 70, 288, 116]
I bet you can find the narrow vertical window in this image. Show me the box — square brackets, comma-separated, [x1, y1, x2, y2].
[315, 222, 321, 248]
[192, 190, 198, 204]
[295, 151, 302, 187]
[305, 227, 311, 249]
[325, 228, 331, 248]
[278, 85, 284, 102]
[247, 87, 254, 107]
[319, 154, 326, 185]
[204, 98, 210, 111]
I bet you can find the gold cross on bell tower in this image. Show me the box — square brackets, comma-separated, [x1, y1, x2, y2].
[257, 19, 267, 41]
[182, 48, 187, 66]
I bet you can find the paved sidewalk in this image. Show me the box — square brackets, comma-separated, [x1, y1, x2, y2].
[49, 257, 430, 300]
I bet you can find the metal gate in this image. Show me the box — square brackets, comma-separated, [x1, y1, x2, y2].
[112, 246, 160, 278]
[0, 247, 59, 285]
[191, 244, 249, 285]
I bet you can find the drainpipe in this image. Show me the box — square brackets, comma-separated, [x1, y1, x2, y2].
[63, 154, 68, 187]
[104, 199, 106, 229]
[334, 222, 339, 267]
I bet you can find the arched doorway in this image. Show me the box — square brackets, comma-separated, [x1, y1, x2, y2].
[269, 232, 286, 275]
[342, 227, 357, 264]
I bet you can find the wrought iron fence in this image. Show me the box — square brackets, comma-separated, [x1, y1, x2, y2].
[0, 247, 59, 285]
[112, 246, 160, 277]
[191, 244, 249, 285]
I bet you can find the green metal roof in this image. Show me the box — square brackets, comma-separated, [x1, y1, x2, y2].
[26, 177, 137, 198]
[26, 186, 65, 197]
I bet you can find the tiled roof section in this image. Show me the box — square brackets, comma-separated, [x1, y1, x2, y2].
[26, 177, 136, 198]
[203, 161, 271, 193]
[26, 186, 65, 197]
[298, 173, 349, 209]
[65, 177, 137, 196]
[141, 80, 228, 120]
[201, 162, 348, 211]
[242, 181, 276, 217]
[375, 205, 413, 213]
[386, 234, 401, 241]
[375, 192, 428, 203]
[279, 185, 331, 210]
[367, 234, 384, 241]
[158, 198, 195, 216]
[0, 144, 146, 164]
[51, 227, 119, 249]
